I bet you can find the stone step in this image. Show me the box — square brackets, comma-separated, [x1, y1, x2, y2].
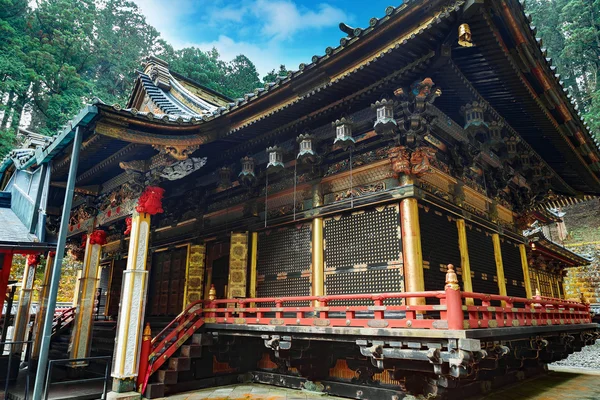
[157, 369, 178, 385]
[168, 357, 190, 372]
[192, 333, 213, 346]
[180, 344, 202, 358]
[144, 383, 165, 399]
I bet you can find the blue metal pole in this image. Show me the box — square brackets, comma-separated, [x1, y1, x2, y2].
[32, 126, 83, 399]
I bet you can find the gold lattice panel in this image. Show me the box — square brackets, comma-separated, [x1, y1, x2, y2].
[228, 232, 249, 298]
[185, 244, 206, 305]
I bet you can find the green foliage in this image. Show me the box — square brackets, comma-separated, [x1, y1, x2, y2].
[0, 0, 278, 156]
[526, 0, 600, 137]
[161, 48, 262, 99]
[263, 65, 290, 84]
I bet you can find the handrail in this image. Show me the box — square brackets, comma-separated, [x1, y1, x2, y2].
[2, 340, 33, 399]
[150, 301, 203, 345]
[43, 356, 111, 400]
[51, 306, 76, 337]
[141, 303, 204, 394]
[138, 265, 592, 396]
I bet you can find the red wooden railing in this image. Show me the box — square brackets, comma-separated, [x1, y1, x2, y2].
[139, 302, 204, 393]
[51, 306, 76, 337]
[137, 265, 592, 395]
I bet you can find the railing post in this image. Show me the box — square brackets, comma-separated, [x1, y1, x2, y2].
[445, 264, 464, 330]
[136, 323, 152, 392]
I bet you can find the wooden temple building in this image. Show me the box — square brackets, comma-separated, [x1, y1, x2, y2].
[1, 0, 599, 399]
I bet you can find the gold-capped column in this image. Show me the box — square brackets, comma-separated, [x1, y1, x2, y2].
[492, 234, 507, 297]
[111, 212, 151, 393]
[456, 220, 473, 304]
[401, 196, 425, 305]
[183, 244, 206, 308]
[228, 232, 249, 298]
[12, 254, 40, 354]
[32, 251, 55, 362]
[249, 232, 258, 299]
[312, 218, 325, 304]
[70, 231, 105, 364]
[519, 244, 533, 299]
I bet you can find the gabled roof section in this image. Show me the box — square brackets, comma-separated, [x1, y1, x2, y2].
[127, 56, 231, 118]
[525, 228, 591, 267]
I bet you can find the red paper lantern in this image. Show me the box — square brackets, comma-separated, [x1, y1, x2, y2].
[124, 217, 132, 235]
[89, 230, 108, 246]
[27, 254, 41, 267]
[136, 186, 165, 215]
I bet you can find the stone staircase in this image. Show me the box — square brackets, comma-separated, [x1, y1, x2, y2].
[144, 331, 215, 398]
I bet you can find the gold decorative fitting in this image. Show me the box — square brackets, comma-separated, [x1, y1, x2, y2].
[153, 144, 199, 161]
[458, 23, 474, 47]
[208, 284, 217, 301]
[445, 264, 460, 291]
[143, 323, 152, 339]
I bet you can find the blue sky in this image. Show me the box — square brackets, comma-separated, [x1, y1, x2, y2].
[132, 0, 402, 77]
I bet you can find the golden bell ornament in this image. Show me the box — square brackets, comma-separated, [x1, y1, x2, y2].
[458, 23, 474, 47]
[208, 284, 217, 301]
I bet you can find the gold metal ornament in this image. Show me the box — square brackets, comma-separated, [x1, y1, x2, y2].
[458, 23, 474, 47]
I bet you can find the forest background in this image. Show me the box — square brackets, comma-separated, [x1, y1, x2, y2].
[0, 0, 599, 301]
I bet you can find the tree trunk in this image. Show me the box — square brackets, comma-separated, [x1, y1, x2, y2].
[1, 91, 15, 130]
[10, 94, 26, 133]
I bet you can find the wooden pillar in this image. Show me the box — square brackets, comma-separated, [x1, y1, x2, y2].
[183, 244, 206, 307]
[456, 220, 472, 304]
[249, 232, 258, 299]
[491, 234, 507, 297]
[519, 244, 533, 299]
[111, 212, 151, 393]
[13, 256, 39, 354]
[227, 232, 249, 298]
[0, 252, 14, 315]
[312, 218, 325, 304]
[400, 197, 424, 305]
[69, 234, 103, 364]
[32, 252, 55, 361]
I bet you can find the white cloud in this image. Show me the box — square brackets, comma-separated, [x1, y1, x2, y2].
[131, 0, 350, 76]
[251, 0, 348, 40]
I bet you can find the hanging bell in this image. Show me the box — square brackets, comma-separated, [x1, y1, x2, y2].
[458, 23, 474, 47]
[266, 145, 285, 173]
[238, 156, 257, 187]
[372, 98, 397, 136]
[218, 166, 232, 190]
[332, 117, 355, 150]
[297, 133, 319, 165]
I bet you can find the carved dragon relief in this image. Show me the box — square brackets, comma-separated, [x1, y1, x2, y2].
[119, 143, 207, 186]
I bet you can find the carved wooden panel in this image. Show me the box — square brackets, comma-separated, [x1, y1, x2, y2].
[185, 244, 206, 305]
[227, 232, 248, 298]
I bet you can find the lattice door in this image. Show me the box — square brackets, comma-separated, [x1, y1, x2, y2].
[324, 204, 403, 305]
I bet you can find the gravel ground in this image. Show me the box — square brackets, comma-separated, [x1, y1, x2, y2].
[551, 340, 600, 370]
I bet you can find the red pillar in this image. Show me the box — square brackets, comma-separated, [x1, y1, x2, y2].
[445, 264, 464, 330]
[137, 323, 152, 393]
[0, 252, 14, 315]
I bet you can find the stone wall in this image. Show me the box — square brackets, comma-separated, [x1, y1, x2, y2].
[559, 199, 600, 303]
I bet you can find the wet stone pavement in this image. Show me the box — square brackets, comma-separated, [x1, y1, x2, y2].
[166, 384, 346, 400]
[166, 371, 600, 400]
